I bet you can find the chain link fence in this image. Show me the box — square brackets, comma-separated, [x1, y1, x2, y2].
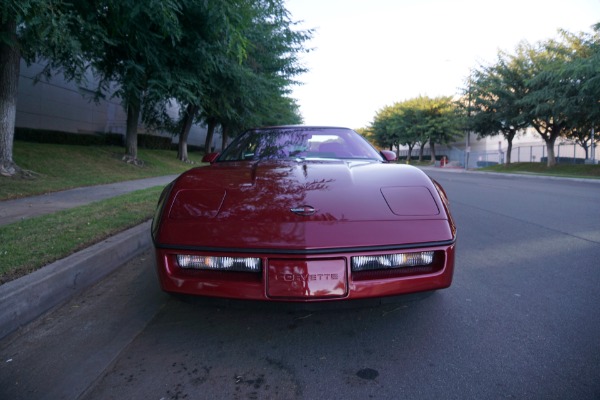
[399, 143, 599, 168]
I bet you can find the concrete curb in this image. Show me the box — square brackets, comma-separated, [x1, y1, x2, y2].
[467, 170, 600, 183]
[0, 221, 153, 340]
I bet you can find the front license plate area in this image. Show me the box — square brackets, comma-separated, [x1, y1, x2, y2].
[267, 259, 347, 299]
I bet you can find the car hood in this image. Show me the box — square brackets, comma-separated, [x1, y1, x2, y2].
[156, 160, 455, 250]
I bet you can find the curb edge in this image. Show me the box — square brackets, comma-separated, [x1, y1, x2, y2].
[0, 221, 153, 340]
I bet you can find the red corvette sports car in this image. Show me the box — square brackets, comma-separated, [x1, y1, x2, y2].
[152, 126, 456, 302]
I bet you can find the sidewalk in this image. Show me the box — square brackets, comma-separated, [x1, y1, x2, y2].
[0, 175, 178, 339]
[0, 175, 178, 226]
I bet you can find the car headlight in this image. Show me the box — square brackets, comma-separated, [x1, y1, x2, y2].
[351, 251, 434, 271]
[176, 255, 262, 272]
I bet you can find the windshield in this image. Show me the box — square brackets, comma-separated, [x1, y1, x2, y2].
[218, 127, 384, 162]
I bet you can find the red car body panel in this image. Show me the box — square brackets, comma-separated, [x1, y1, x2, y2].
[152, 127, 456, 302]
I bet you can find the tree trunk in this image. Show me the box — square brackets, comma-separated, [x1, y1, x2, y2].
[545, 139, 557, 167]
[505, 129, 516, 165]
[204, 119, 216, 154]
[543, 125, 560, 167]
[124, 101, 141, 164]
[429, 140, 436, 163]
[532, 122, 559, 167]
[407, 144, 414, 163]
[178, 104, 199, 162]
[0, 18, 20, 177]
[418, 145, 424, 162]
[506, 140, 513, 165]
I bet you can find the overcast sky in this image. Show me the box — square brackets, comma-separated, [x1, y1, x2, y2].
[285, 0, 600, 129]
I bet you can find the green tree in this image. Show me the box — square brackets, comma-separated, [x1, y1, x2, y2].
[201, 0, 310, 151]
[397, 98, 430, 162]
[514, 33, 587, 167]
[175, 0, 310, 157]
[542, 25, 600, 159]
[1, 0, 86, 176]
[372, 96, 462, 163]
[170, 0, 253, 161]
[465, 52, 529, 164]
[422, 96, 464, 162]
[70, 0, 184, 165]
[371, 105, 398, 152]
[463, 25, 599, 166]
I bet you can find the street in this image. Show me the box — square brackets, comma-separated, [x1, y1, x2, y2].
[1, 171, 599, 400]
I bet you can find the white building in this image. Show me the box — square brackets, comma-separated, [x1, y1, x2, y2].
[15, 60, 220, 149]
[402, 129, 598, 168]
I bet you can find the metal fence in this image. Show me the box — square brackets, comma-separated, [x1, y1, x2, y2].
[399, 143, 599, 168]
[509, 143, 599, 164]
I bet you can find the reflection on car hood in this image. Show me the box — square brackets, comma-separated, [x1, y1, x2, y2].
[158, 160, 454, 250]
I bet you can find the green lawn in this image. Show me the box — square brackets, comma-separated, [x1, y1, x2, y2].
[479, 162, 600, 179]
[0, 141, 203, 284]
[0, 187, 163, 284]
[1, 141, 204, 200]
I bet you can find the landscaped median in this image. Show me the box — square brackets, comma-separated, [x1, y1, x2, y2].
[478, 162, 600, 179]
[0, 186, 164, 285]
[403, 160, 600, 179]
[0, 141, 205, 284]
[0, 220, 154, 340]
[2, 142, 203, 200]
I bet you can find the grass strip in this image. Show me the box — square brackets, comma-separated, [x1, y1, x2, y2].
[0, 186, 163, 284]
[479, 162, 600, 179]
[1, 142, 202, 200]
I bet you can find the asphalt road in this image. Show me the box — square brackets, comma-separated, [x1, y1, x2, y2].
[1, 171, 599, 400]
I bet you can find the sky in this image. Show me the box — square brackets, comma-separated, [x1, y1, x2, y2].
[285, 0, 600, 129]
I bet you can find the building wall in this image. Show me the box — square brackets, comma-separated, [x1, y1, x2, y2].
[16, 60, 126, 134]
[400, 128, 599, 166]
[15, 60, 215, 148]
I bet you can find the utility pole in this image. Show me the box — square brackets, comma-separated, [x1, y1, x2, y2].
[592, 127, 596, 164]
[465, 71, 472, 170]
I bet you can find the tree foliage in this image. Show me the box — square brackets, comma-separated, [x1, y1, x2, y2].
[465, 52, 529, 164]
[1, 0, 311, 172]
[372, 96, 463, 162]
[461, 24, 600, 167]
[70, 0, 189, 164]
[140, 0, 312, 161]
[196, 0, 310, 152]
[1, 0, 87, 176]
[537, 25, 600, 160]
[516, 39, 576, 166]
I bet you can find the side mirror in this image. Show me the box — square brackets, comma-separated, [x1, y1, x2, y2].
[380, 150, 397, 162]
[202, 152, 220, 164]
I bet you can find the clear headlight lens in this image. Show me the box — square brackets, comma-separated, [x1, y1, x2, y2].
[176, 255, 262, 272]
[351, 251, 434, 271]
